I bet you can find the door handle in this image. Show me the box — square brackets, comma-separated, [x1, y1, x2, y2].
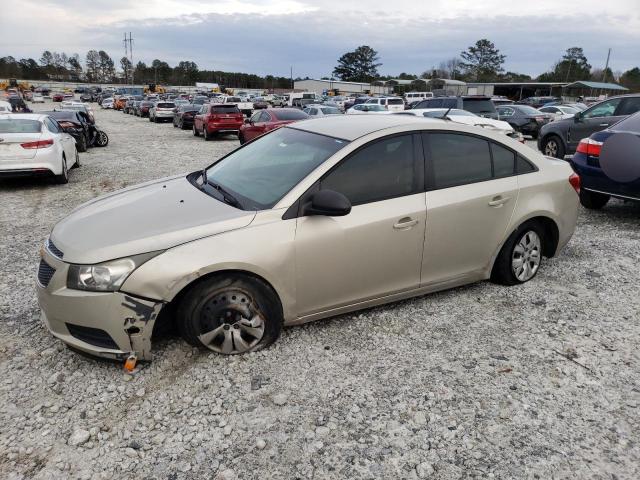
[599, 123, 609, 127]
[488, 196, 510, 207]
[393, 217, 419, 230]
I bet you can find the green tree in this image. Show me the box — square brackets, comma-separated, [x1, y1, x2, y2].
[98, 51, 115, 82]
[620, 67, 640, 92]
[120, 57, 133, 83]
[538, 47, 592, 82]
[151, 59, 171, 83]
[333, 45, 382, 83]
[85, 50, 100, 82]
[174, 61, 199, 85]
[459, 39, 505, 81]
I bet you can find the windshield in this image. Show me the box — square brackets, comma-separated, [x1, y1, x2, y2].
[462, 99, 496, 114]
[273, 110, 309, 120]
[204, 127, 348, 210]
[0, 119, 42, 133]
[156, 103, 175, 108]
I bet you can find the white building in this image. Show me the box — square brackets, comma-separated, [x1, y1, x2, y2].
[294, 79, 392, 96]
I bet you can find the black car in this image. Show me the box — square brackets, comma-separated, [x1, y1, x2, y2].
[79, 93, 92, 102]
[173, 104, 200, 129]
[570, 111, 640, 209]
[42, 110, 92, 152]
[538, 94, 640, 158]
[413, 96, 499, 120]
[496, 105, 553, 139]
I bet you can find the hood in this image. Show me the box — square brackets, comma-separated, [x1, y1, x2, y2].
[51, 175, 256, 264]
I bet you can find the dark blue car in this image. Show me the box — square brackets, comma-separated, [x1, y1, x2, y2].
[570, 111, 640, 209]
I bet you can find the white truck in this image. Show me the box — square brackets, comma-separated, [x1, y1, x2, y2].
[289, 92, 322, 108]
[217, 95, 254, 116]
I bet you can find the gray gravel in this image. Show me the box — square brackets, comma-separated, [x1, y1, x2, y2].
[1, 100, 639, 479]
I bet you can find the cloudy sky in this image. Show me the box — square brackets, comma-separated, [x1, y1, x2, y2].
[1, 0, 639, 78]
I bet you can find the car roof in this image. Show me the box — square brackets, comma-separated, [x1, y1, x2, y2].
[0, 113, 49, 121]
[289, 114, 445, 141]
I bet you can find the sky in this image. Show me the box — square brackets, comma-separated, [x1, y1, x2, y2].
[1, 0, 639, 79]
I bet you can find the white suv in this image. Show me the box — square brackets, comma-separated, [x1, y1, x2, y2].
[365, 97, 405, 112]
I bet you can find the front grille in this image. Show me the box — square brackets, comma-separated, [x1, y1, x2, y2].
[66, 324, 120, 350]
[47, 239, 64, 259]
[37, 260, 56, 287]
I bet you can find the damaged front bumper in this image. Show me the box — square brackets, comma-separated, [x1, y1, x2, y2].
[36, 249, 163, 361]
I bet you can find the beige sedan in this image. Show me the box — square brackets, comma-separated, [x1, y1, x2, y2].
[37, 115, 579, 361]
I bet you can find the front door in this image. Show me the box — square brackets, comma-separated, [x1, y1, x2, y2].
[294, 133, 426, 317]
[568, 97, 624, 151]
[421, 133, 519, 285]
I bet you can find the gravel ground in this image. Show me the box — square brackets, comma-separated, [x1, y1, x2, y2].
[1, 100, 639, 480]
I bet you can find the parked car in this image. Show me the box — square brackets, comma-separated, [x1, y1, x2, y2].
[129, 101, 141, 115]
[63, 93, 75, 101]
[59, 102, 95, 123]
[346, 104, 387, 114]
[302, 105, 342, 117]
[239, 108, 309, 144]
[364, 97, 405, 112]
[135, 101, 153, 117]
[414, 96, 499, 120]
[343, 96, 370, 111]
[252, 97, 270, 110]
[496, 105, 553, 138]
[173, 104, 202, 130]
[404, 92, 434, 104]
[192, 96, 209, 105]
[538, 94, 640, 158]
[538, 105, 581, 121]
[193, 104, 244, 140]
[396, 108, 523, 142]
[216, 96, 254, 117]
[52, 92, 64, 102]
[149, 102, 176, 123]
[491, 97, 515, 106]
[32, 94, 45, 103]
[518, 96, 561, 108]
[35, 115, 579, 361]
[570, 111, 640, 209]
[265, 95, 286, 107]
[101, 98, 114, 109]
[42, 110, 91, 152]
[0, 114, 79, 183]
[79, 93, 92, 102]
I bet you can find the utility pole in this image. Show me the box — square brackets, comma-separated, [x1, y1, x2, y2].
[123, 33, 128, 84]
[290, 66, 293, 91]
[603, 48, 611, 83]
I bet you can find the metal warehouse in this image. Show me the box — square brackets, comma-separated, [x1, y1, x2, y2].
[294, 79, 392, 96]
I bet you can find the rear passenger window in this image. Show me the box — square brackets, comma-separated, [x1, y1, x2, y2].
[516, 155, 536, 173]
[427, 99, 443, 108]
[427, 133, 492, 188]
[321, 134, 418, 205]
[442, 99, 457, 108]
[491, 143, 516, 178]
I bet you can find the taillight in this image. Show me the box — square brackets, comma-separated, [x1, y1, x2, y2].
[21, 139, 54, 149]
[576, 138, 603, 157]
[569, 173, 580, 194]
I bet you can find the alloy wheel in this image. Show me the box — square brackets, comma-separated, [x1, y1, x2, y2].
[197, 289, 266, 354]
[511, 230, 541, 282]
[544, 140, 558, 157]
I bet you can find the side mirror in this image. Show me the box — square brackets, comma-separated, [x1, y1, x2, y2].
[303, 190, 351, 217]
[244, 118, 251, 125]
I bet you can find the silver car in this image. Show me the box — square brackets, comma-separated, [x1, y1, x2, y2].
[37, 115, 579, 361]
[149, 101, 176, 123]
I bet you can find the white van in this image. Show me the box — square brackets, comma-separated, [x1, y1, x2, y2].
[404, 92, 434, 104]
[365, 97, 405, 112]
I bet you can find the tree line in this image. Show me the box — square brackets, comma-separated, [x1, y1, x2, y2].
[0, 50, 294, 89]
[331, 42, 640, 92]
[1, 44, 639, 93]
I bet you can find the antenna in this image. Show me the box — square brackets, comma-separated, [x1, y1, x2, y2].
[440, 106, 452, 120]
[123, 33, 129, 84]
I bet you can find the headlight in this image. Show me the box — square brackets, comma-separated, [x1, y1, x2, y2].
[67, 251, 162, 292]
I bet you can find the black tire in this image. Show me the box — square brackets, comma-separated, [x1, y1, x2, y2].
[77, 135, 87, 152]
[180, 120, 187, 130]
[95, 131, 109, 147]
[541, 135, 566, 159]
[193, 124, 200, 136]
[54, 156, 69, 184]
[203, 127, 211, 141]
[177, 274, 283, 355]
[580, 190, 610, 210]
[149, 115, 153, 122]
[491, 220, 545, 286]
[72, 148, 81, 168]
[173, 119, 178, 128]
[239, 132, 245, 145]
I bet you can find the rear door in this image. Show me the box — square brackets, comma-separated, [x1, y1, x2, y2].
[421, 132, 519, 285]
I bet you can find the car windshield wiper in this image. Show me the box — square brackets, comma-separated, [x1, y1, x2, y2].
[206, 178, 243, 209]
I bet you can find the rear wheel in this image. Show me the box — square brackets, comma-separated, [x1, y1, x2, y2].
[77, 134, 87, 152]
[542, 135, 566, 159]
[72, 148, 81, 168]
[203, 127, 211, 141]
[193, 124, 200, 136]
[95, 130, 109, 147]
[54, 156, 69, 184]
[491, 221, 544, 285]
[239, 132, 245, 145]
[177, 275, 283, 355]
[580, 189, 610, 209]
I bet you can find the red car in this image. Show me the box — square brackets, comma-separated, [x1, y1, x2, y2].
[52, 92, 64, 102]
[239, 108, 309, 144]
[193, 104, 244, 140]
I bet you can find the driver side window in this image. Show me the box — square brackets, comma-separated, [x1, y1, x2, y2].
[250, 111, 262, 123]
[582, 98, 622, 119]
